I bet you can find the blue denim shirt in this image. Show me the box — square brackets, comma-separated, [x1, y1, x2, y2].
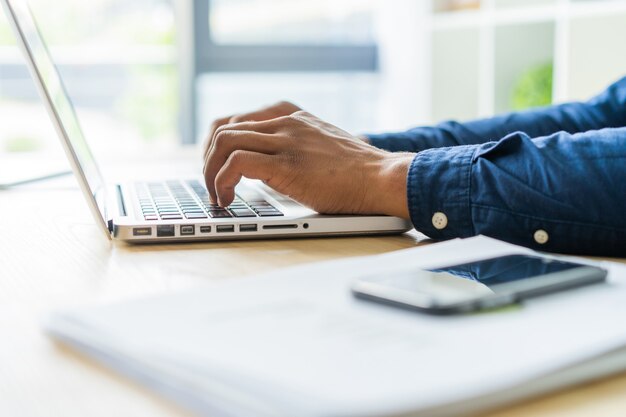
[367, 76, 626, 256]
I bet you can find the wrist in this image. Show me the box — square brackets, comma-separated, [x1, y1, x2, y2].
[372, 153, 414, 218]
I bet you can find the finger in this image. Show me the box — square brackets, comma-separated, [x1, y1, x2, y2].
[203, 104, 300, 161]
[203, 120, 263, 181]
[205, 114, 291, 161]
[229, 111, 269, 124]
[214, 150, 277, 207]
[203, 130, 284, 203]
[203, 117, 290, 175]
[229, 101, 302, 124]
[203, 115, 232, 161]
[203, 116, 293, 184]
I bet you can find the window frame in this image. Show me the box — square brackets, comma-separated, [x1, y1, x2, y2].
[177, 0, 379, 143]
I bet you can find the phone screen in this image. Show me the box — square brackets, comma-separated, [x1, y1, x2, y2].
[353, 254, 604, 312]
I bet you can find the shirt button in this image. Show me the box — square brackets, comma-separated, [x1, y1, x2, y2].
[432, 212, 448, 230]
[534, 229, 549, 245]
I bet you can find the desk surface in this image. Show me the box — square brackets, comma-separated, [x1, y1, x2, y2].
[1, 150, 625, 417]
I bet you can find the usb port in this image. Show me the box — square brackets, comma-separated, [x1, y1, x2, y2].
[199, 226, 211, 233]
[180, 225, 195, 236]
[216, 224, 235, 233]
[133, 227, 152, 236]
[239, 224, 257, 232]
[156, 225, 175, 237]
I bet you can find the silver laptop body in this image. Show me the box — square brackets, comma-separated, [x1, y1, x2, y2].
[2, 0, 412, 242]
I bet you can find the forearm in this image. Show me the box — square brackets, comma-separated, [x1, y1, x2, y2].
[368, 75, 626, 153]
[405, 127, 626, 256]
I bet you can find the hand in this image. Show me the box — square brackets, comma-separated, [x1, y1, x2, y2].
[203, 101, 301, 163]
[203, 110, 414, 218]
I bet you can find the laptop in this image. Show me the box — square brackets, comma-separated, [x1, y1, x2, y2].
[2, 0, 412, 242]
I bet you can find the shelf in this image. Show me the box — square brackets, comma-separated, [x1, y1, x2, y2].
[428, 0, 626, 119]
[432, 0, 626, 30]
[432, 0, 481, 14]
[432, 4, 557, 30]
[494, 0, 556, 9]
[569, 0, 626, 17]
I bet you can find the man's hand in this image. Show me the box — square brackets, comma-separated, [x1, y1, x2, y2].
[203, 101, 301, 163]
[203, 109, 414, 219]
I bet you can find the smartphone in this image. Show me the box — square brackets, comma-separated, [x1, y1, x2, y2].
[351, 254, 607, 314]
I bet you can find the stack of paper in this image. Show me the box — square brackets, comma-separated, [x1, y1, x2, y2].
[45, 236, 626, 417]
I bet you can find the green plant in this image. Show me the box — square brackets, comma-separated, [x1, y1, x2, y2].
[3, 135, 42, 152]
[511, 62, 553, 110]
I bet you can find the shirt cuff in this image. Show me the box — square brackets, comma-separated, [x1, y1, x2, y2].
[366, 133, 409, 152]
[407, 145, 477, 239]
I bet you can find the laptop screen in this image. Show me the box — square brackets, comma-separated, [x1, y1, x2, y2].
[2, 0, 110, 234]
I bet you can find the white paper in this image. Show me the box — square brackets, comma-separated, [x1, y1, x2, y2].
[45, 236, 626, 417]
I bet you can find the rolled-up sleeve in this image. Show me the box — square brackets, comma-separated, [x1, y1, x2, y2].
[368, 75, 626, 153]
[408, 128, 626, 256]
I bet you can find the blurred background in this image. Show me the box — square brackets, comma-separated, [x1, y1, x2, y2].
[1, 0, 626, 166]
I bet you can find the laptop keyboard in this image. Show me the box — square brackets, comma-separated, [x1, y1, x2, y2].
[135, 180, 284, 221]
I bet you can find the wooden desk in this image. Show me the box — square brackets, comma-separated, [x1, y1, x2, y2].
[1, 151, 625, 417]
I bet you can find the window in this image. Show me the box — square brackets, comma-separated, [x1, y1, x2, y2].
[0, 0, 177, 158]
[182, 0, 381, 143]
[200, 0, 378, 72]
[210, 0, 377, 45]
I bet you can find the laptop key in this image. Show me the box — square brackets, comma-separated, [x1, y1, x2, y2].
[185, 213, 208, 219]
[249, 203, 274, 209]
[231, 209, 257, 218]
[254, 207, 280, 213]
[208, 210, 232, 218]
[257, 211, 284, 217]
[160, 214, 183, 220]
